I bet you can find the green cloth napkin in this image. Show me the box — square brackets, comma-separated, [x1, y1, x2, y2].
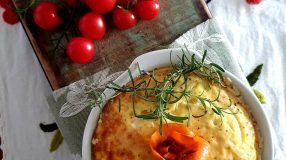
[47, 18, 247, 156]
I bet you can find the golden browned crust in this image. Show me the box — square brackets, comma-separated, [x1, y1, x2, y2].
[92, 93, 158, 160]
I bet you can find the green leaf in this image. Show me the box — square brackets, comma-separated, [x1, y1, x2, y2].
[128, 68, 135, 86]
[212, 106, 223, 116]
[209, 63, 225, 72]
[197, 97, 207, 108]
[159, 117, 163, 135]
[253, 88, 266, 104]
[137, 113, 158, 119]
[212, 108, 221, 115]
[118, 96, 121, 112]
[164, 113, 188, 123]
[247, 64, 263, 86]
[49, 129, 63, 152]
[202, 50, 207, 63]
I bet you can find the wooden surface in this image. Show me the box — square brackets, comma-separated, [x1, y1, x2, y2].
[13, 0, 211, 90]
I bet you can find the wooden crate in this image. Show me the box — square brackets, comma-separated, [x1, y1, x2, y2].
[13, 0, 211, 90]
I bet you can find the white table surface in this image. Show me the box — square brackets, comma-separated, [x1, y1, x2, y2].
[0, 0, 285, 159]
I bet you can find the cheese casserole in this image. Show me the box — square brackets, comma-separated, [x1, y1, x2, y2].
[91, 67, 261, 160]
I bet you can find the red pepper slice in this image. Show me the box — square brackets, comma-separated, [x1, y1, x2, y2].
[150, 123, 211, 160]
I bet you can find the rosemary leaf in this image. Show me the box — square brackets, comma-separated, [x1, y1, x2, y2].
[118, 96, 121, 112]
[159, 117, 163, 135]
[212, 108, 220, 115]
[202, 50, 207, 63]
[164, 112, 188, 123]
[209, 63, 225, 72]
[197, 97, 207, 108]
[136, 113, 158, 119]
[128, 68, 135, 86]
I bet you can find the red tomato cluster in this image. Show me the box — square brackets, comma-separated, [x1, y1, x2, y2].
[31, 0, 161, 64]
[0, 0, 20, 25]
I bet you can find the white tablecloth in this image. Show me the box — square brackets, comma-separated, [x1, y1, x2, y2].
[208, 0, 286, 158]
[0, 9, 75, 160]
[0, 0, 285, 159]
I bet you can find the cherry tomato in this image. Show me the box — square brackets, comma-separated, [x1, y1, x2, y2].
[66, 37, 95, 64]
[85, 0, 117, 14]
[113, 7, 137, 30]
[79, 12, 106, 40]
[2, 8, 20, 25]
[33, 2, 62, 31]
[117, 0, 134, 6]
[136, 0, 160, 20]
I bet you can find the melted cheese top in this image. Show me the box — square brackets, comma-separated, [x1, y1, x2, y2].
[92, 68, 261, 160]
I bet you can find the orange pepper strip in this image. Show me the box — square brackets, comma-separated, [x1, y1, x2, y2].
[150, 123, 210, 160]
[170, 131, 211, 160]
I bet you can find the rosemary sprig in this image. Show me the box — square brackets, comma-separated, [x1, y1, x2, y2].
[14, 0, 39, 19]
[107, 49, 236, 134]
[49, 0, 82, 56]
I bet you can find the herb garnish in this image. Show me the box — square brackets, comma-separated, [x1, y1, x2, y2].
[49, 129, 63, 152]
[107, 49, 235, 134]
[247, 64, 263, 86]
[15, 0, 38, 19]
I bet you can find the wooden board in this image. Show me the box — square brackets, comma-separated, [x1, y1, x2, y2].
[13, 0, 211, 90]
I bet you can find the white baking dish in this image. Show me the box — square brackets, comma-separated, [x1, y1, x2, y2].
[82, 48, 273, 160]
